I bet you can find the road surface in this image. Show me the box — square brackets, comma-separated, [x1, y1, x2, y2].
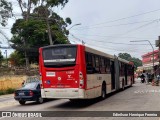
[0, 79, 160, 120]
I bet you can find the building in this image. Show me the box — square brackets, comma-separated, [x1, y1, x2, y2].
[137, 49, 159, 74]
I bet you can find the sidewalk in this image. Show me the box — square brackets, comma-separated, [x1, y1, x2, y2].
[0, 94, 14, 98]
[0, 94, 18, 109]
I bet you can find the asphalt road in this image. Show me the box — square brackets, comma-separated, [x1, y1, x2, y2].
[0, 79, 160, 120]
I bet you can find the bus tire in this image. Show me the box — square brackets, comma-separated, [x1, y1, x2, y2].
[101, 83, 106, 100]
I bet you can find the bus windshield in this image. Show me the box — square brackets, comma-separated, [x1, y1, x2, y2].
[43, 46, 77, 67]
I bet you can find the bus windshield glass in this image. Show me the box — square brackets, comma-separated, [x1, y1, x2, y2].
[43, 46, 77, 67]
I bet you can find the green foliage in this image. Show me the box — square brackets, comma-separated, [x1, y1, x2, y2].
[5, 88, 15, 94]
[11, 0, 71, 64]
[47, 0, 68, 8]
[65, 17, 72, 25]
[9, 51, 25, 66]
[0, 88, 15, 95]
[131, 57, 142, 69]
[0, 0, 12, 26]
[118, 53, 142, 69]
[0, 90, 5, 95]
[118, 53, 132, 61]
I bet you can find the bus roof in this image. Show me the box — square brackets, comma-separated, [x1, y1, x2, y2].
[40, 44, 77, 49]
[85, 45, 131, 64]
[117, 57, 130, 64]
[85, 45, 114, 59]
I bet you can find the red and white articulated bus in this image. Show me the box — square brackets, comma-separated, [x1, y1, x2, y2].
[39, 44, 134, 100]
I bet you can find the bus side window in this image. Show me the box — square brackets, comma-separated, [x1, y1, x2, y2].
[105, 58, 109, 73]
[92, 55, 96, 69]
[100, 57, 106, 74]
[85, 52, 95, 74]
[95, 55, 100, 73]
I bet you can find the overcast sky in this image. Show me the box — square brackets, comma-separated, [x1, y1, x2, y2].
[1, 0, 160, 59]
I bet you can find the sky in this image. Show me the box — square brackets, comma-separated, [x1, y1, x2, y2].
[1, 0, 160, 59]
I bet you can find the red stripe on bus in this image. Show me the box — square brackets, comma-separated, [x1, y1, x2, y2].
[86, 85, 101, 90]
[106, 83, 111, 85]
[86, 83, 111, 90]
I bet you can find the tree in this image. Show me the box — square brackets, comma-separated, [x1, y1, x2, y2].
[118, 53, 132, 61]
[0, 51, 3, 66]
[16, 0, 70, 44]
[118, 53, 142, 69]
[0, 0, 13, 26]
[131, 57, 142, 69]
[9, 51, 25, 66]
[11, 0, 71, 66]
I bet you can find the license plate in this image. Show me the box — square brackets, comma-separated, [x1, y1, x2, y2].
[19, 92, 25, 96]
[46, 72, 55, 77]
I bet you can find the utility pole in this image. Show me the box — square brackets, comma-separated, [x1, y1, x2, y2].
[5, 50, 8, 67]
[155, 36, 160, 70]
[130, 40, 155, 76]
[155, 36, 160, 86]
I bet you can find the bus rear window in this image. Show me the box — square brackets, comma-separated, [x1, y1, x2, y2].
[43, 46, 77, 67]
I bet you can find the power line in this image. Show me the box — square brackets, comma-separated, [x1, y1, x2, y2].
[122, 19, 159, 35]
[77, 8, 160, 28]
[72, 19, 160, 30]
[70, 33, 85, 44]
[71, 33, 156, 40]
[69, 34, 155, 46]
[0, 27, 10, 29]
[71, 20, 159, 43]
[69, 35, 153, 52]
[70, 37, 151, 55]
[69, 34, 156, 59]
[84, 41, 153, 54]
[103, 19, 159, 41]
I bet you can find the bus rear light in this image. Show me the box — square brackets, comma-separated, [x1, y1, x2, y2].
[80, 80, 84, 86]
[79, 72, 84, 88]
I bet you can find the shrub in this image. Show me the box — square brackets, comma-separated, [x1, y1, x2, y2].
[0, 91, 5, 95]
[5, 88, 15, 94]
[0, 88, 16, 95]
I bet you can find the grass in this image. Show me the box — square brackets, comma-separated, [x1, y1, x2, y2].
[0, 75, 27, 81]
[0, 88, 16, 95]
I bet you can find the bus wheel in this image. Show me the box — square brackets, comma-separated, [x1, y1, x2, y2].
[101, 84, 106, 99]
